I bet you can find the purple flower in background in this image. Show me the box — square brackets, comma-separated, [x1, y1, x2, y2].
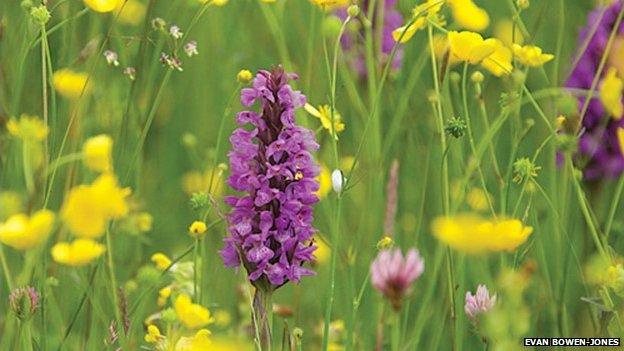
[566, 0, 624, 180]
[464, 284, 496, 322]
[337, 0, 404, 77]
[220, 66, 320, 291]
[370, 248, 424, 311]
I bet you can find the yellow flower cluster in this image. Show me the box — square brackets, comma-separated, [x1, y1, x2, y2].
[51, 239, 106, 266]
[61, 173, 130, 238]
[175, 329, 212, 351]
[0, 210, 55, 250]
[316, 164, 332, 199]
[6, 115, 49, 170]
[600, 67, 623, 119]
[83, 134, 113, 173]
[431, 214, 533, 254]
[115, 0, 146, 25]
[83, 0, 123, 13]
[392, 0, 444, 43]
[237, 69, 253, 83]
[174, 294, 214, 329]
[144, 324, 164, 343]
[512, 44, 554, 67]
[304, 103, 345, 140]
[447, 0, 490, 32]
[481, 40, 513, 77]
[47, 135, 130, 267]
[53, 69, 90, 99]
[151, 252, 172, 270]
[158, 286, 172, 306]
[447, 30, 553, 77]
[188, 220, 207, 239]
[6, 115, 49, 141]
[447, 31, 497, 65]
[313, 235, 331, 265]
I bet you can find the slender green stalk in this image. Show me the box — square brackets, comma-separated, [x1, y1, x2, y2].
[193, 237, 199, 298]
[252, 289, 273, 351]
[461, 62, 496, 216]
[0, 244, 14, 291]
[40, 23, 49, 180]
[391, 311, 400, 351]
[320, 12, 351, 351]
[473, 79, 503, 186]
[123, 69, 173, 183]
[104, 229, 123, 345]
[427, 24, 449, 214]
[427, 23, 457, 351]
[605, 175, 624, 240]
[566, 157, 608, 261]
[321, 198, 342, 351]
[19, 320, 33, 351]
[22, 142, 35, 195]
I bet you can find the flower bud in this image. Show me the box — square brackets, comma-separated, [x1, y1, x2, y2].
[236, 69, 253, 84]
[182, 132, 197, 148]
[30, 5, 51, 25]
[377, 236, 395, 250]
[471, 71, 484, 83]
[188, 220, 207, 238]
[331, 169, 344, 193]
[293, 327, 304, 341]
[347, 4, 360, 17]
[555, 115, 566, 130]
[449, 71, 462, 84]
[445, 116, 467, 138]
[151, 17, 166, 31]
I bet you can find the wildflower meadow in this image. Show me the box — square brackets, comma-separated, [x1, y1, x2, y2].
[2, 0, 624, 349]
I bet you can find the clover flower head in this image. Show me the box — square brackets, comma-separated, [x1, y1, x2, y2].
[370, 248, 424, 311]
[464, 284, 496, 322]
[9, 286, 40, 320]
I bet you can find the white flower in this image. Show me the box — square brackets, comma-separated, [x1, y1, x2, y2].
[103, 50, 119, 66]
[169, 25, 183, 39]
[331, 169, 344, 193]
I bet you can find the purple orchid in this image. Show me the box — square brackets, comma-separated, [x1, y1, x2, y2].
[220, 66, 320, 291]
[566, 0, 624, 180]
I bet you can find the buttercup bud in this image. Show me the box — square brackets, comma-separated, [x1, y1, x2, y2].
[237, 69, 253, 84]
[30, 5, 51, 25]
[347, 4, 360, 17]
[471, 71, 484, 84]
